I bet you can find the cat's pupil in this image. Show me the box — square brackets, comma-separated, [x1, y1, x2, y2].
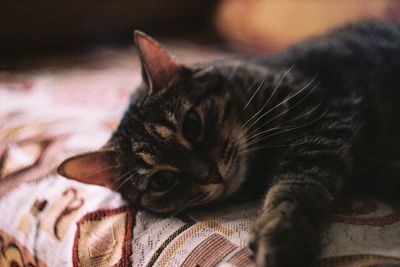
[149, 171, 176, 192]
[183, 109, 202, 143]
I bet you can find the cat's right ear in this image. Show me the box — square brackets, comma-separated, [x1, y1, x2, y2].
[57, 150, 118, 190]
[134, 31, 184, 95]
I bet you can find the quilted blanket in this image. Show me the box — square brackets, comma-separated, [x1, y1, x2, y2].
[1, 45, 400, 267]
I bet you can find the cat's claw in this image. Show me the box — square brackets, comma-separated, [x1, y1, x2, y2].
[249, 201, 318, 267]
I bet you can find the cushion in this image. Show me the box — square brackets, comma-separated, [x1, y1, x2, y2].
[215, 0, 400, 52]
[1, 45, 400, 267]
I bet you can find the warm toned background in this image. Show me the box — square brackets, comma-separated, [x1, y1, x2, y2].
[1, 1, 400, 267]
[2, 0, 400, 59]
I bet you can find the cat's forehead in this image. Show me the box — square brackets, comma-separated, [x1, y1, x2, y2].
[140, 96, 190, 122]
[127, 106, 189, 154]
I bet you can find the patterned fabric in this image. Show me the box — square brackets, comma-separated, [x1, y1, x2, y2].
[1, 46, 400, 267]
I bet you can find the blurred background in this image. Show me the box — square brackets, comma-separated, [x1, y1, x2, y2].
[1, 0, 400, 64]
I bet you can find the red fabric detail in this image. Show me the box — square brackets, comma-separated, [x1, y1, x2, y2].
[72, 206, 135, 267]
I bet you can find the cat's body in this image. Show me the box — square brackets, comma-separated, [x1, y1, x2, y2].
[258, 20, 400, 191]
[58, 20, 400, 266]
[230, 20, 400, 196]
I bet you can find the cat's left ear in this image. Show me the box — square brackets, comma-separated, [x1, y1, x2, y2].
[57, 150, 118, 190]
[134, 31, 185, 94]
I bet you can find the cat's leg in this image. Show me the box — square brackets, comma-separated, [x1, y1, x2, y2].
[249, 123, 354, 266]
[377, 159, 400, 198]
[249, 179, 335, 267]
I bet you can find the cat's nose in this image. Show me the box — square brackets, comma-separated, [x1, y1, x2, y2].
[191, 159, 223, 184]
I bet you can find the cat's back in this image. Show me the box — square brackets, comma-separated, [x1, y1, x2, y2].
[258, 20, 400, 92]
[259, 20, 400, 136]
[256, 20, 400, 179]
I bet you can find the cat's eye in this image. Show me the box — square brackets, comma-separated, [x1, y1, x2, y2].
[149, 171, 177, 192]
[183, 109, 202, 142]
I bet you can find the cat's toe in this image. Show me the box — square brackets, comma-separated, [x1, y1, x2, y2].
[249, 201, 319, 267]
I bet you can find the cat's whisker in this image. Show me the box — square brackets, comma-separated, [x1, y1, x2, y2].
[275, 102, 322, 128]
[109, 176, 129, 191]
[245, 102, 322, 144]
[239, 131, 311, 154]
[239, 65, 295, 134]
[243, 79, 265, 111]
[236, 82, 318, 148]
[241, 124, 302, 151]
[112, 171, 132, 184]
[240, 109, 328, 152]
[232, 69, 294, 147]
[243, 75, 316, 139]
[242, 107, 329, 150]
[110, 170, 135, 189]
[114, 174, 134, 192]
[242, 127, 300, 152]
[223, 76, 265, 143]
[244, 126, 283, 144]
[239, 140, 309, 155]
[240, 65, 294, 130]
[77, 163, 123, 180]
[261, 64, 296, 109]
[244, 75, 318, 135]
[245, 83, 320, 140]
[239, 107, 329, 151]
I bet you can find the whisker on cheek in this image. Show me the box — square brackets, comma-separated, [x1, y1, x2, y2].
[110, 172, 132, 188]
[114, 174, 134, 191]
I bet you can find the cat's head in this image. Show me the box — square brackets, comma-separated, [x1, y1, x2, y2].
[58, 31, 255, 214]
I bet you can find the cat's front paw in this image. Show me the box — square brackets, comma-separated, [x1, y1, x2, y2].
[249, 201, 318, 267]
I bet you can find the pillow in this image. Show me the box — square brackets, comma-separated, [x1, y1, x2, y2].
[215, 0, 400, 52]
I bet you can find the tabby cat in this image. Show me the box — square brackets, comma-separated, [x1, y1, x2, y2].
[58, 20, 400, 266]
